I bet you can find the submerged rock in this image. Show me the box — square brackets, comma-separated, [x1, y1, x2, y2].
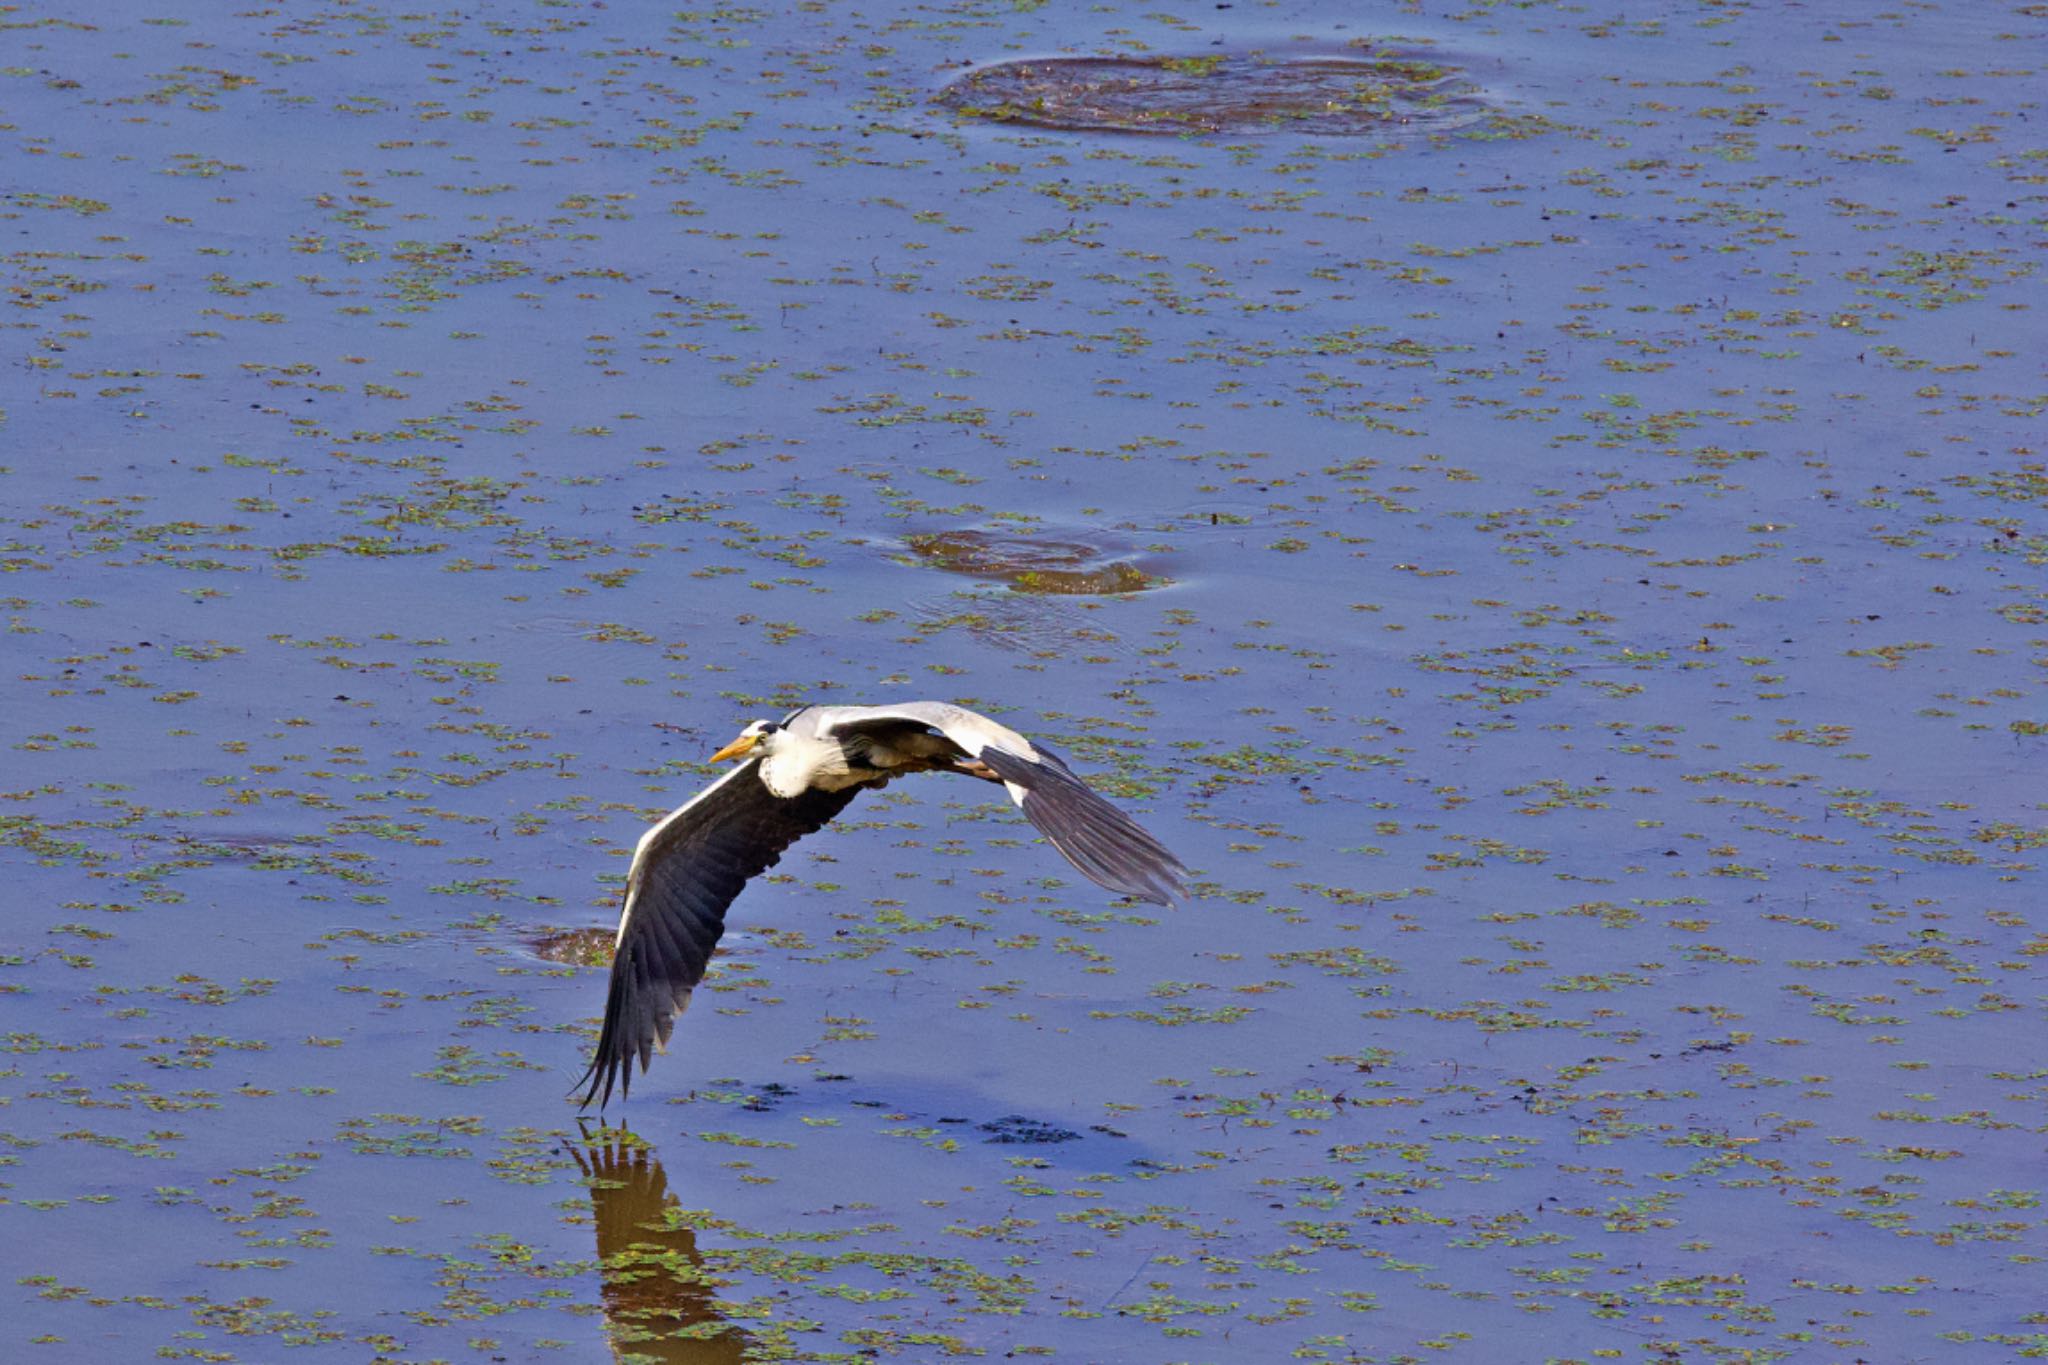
[903, 528, 1164, 595]
[937, 50, 1488, 137]
[526, 927, 615, 967]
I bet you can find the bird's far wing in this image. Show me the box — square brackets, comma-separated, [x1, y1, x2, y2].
[812, 699, 1038, 759]
[818, 702, 1185, 906]
[975, 742, 1187, 908]
[576, 758, 863, 1108]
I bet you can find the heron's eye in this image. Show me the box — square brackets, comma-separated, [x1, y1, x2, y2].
[759, 722, 780, 735]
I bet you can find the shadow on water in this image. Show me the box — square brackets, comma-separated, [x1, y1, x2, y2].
[569, 1130, 748, 1365]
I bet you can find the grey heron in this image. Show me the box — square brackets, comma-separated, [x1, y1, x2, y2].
[576, 701, 1186, 1107]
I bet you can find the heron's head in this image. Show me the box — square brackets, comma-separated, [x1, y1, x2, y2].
[709, 718, 782, 764]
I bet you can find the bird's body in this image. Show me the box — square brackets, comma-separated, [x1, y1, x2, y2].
[751, 703, 1027, 795]
[576, 701, 1186, 1108]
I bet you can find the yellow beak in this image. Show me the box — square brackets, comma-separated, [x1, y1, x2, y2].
[708, 732, 759, 764]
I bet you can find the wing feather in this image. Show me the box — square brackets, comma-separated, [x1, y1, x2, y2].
[974, 743, 1187, 906]
[575, 757, 864, 1108]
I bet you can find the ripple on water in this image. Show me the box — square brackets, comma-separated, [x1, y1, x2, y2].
[935, 49, 1491, 137]
[908, 590, 1138, 658]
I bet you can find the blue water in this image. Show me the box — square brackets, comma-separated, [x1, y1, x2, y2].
[3, 0, 2044, 1360]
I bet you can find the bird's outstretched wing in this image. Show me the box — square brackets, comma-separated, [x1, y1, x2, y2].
[818, 702, 1187, 907]
[575, 758, 864, 1108]
[975, 743, 1186, 906]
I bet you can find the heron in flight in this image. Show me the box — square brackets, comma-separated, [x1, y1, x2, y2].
[576, 701, 1186, 1107]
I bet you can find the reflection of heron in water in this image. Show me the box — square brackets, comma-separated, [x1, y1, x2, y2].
[569, 1130, 747, 1364]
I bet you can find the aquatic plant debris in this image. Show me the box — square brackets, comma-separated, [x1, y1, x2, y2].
[902, 527, 1165, 594]
[937, 51, 1493, 137]
[2, 0, 2045, 1360]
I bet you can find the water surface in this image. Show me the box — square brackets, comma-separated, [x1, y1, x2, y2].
[4, 0, 2045, 1360]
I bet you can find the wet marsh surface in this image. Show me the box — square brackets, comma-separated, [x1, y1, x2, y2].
[3, 0, 2046, 1361]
